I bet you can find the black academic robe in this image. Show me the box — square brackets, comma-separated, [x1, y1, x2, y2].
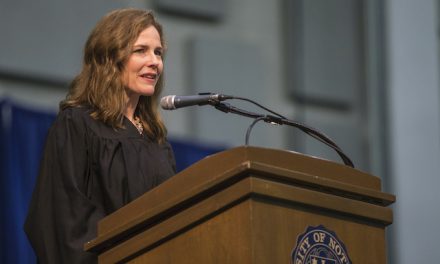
[24, 106, 176, 264]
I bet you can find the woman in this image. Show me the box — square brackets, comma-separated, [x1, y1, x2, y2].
[24, 8, 176, 263]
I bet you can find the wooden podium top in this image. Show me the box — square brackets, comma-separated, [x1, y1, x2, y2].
[84, 146, 395, 254]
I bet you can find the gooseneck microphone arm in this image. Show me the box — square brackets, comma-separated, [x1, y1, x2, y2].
[212, 102, 354, 168]
[281, 118, 355, 168]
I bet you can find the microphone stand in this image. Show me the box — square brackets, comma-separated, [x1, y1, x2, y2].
[211, 102, 355, 168]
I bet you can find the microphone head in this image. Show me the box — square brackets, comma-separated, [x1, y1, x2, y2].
[160, 95, 176, 110]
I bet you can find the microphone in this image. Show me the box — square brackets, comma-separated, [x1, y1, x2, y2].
[160, 93, 233, 110]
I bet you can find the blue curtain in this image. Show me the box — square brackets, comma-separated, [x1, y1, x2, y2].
[0, 100, 55, 264]
[0, 99, 224, 263]
[170, 138, 225, 172]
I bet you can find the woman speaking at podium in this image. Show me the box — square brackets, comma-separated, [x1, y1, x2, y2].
[24, 8, 176, 263]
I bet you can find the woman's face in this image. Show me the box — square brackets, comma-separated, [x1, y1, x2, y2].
[123, 26, 164, 99]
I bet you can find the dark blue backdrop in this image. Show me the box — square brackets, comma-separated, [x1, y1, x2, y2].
[0, 99, 224, 263]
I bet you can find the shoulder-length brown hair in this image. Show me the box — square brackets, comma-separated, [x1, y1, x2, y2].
[60, 8, 167, 143]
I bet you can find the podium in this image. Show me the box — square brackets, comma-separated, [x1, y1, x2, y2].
[84, 146, 395, 263]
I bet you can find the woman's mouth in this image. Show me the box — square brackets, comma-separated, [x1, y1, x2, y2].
[140, 73, 157, 80]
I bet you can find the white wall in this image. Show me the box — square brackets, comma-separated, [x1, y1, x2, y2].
[386, 0, 440, 263]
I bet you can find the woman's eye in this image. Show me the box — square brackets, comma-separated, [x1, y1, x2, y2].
[133, 48, 145, 54]
[155, 49, 163, 56]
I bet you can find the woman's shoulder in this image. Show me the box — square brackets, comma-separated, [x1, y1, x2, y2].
[51, 106, 95, 133]
[58, 105, 91, 118]
[57, 106, 125, 139]
[57, 105, 98, 125]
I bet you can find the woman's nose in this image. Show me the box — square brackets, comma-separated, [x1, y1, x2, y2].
[147, 52, 160, 67]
